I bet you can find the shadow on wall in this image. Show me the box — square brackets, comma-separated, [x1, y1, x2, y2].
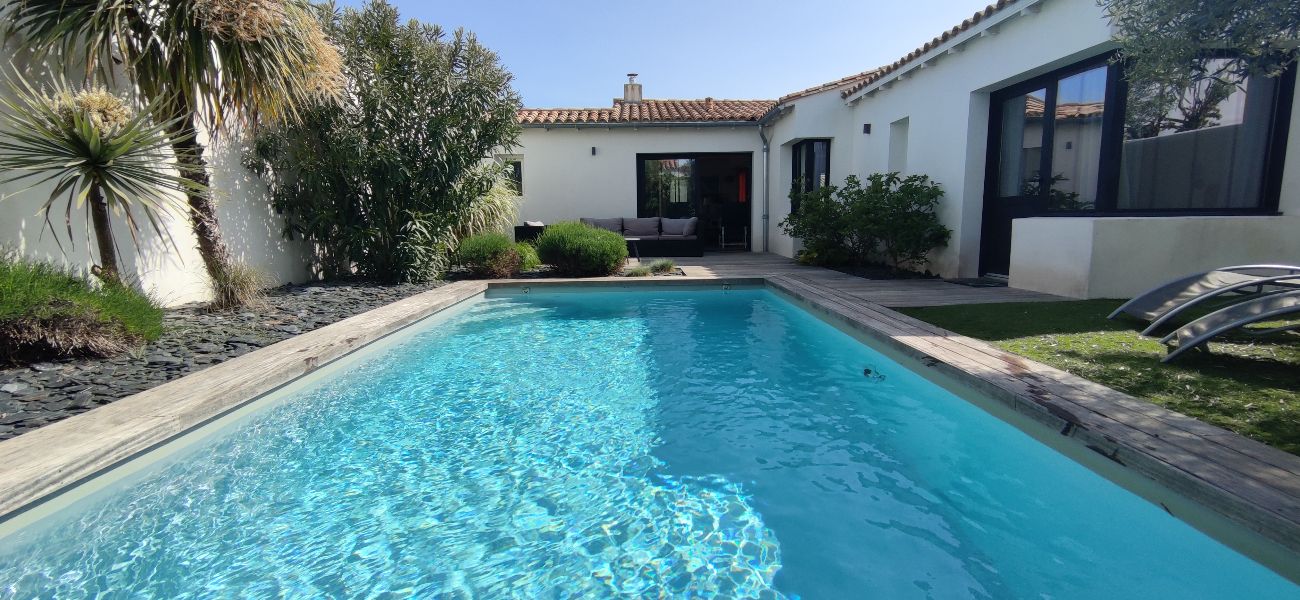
[207, 134, 312, 285]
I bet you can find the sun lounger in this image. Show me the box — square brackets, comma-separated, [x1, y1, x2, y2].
[1108, 265, 1300, 327]
[1161, 290, 1300, 362]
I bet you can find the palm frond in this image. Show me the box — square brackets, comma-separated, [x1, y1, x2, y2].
[2, 0, 345, 130]
[0, 71, 203, 254]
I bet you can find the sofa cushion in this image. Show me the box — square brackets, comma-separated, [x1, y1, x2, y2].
[581, 217, 623, 233]
[623, 217, 661, 237]
[658, 234, 698, 241]
[661, 217, 698, 236]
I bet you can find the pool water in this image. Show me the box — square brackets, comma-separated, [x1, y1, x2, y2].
[0, 289, 1296, 598]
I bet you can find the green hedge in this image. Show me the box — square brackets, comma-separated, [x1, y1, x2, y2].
[455, 233, 521, 278]
[535, 222, 628, 276]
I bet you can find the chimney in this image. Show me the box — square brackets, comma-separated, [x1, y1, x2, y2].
[622, 73, 642, 103]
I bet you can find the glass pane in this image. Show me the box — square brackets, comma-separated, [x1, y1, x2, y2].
[998, 89, 1047, 197]
[1048, 66, 1107, 210]
[1118, 58, 1273, 210]
[641, 158, 695, 218]
[811, 140, 830, 190]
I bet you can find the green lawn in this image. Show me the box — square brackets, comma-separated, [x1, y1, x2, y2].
[898, 299, 1300, 455]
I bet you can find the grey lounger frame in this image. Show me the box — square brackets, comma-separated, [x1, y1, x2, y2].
[1109, 265, 1300, 327]
[1161, 290, 1300, 362]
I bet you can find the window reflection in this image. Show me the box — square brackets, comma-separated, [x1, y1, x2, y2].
[997, 88, 1046, 198]
[641, 158, 696, 218]
[1048, 65, 1107, 210]
[1119, 58, 1275, 210]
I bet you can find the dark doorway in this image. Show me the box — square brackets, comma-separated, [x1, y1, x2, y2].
[637, 153, 752, 250]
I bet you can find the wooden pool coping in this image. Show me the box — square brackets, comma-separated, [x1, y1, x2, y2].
[1, 276, 1298, 566]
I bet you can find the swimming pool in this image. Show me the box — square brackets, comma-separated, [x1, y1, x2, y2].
[0, 288, 1295, 598]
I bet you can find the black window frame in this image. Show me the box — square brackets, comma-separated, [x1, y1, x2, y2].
[792, 138, 832, 194]
[984, 50, 1295, 217]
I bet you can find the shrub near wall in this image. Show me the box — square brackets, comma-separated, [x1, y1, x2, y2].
[455, 233, 521, 278]
[781, 173, 950, 271]
[535, 222, 628, 276]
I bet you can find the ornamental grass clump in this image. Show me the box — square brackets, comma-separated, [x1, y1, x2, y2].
[455, 233, 521, 279]
[535, 222, 628, 277]
[648, 259, 676, 274]
[0, 253, 162, 364]
[516, 242, 541, 271]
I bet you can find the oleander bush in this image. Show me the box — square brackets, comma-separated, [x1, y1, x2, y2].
[248, 0, 522, 282]
[0, 254, 162, 364]
[456, 233, 521, 278]
[535, 222, 628, 277]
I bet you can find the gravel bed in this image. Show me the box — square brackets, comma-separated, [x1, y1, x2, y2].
[0, 281, 444, 441]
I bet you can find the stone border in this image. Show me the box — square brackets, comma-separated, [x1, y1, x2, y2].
[0, 276, 1297, 573]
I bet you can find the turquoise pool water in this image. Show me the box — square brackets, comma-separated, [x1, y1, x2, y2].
[0, 289, 1295, 598]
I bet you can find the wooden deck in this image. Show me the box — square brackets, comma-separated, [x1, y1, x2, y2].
[660, 252, 1066, 307]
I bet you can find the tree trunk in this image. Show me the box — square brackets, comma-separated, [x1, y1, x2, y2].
[88, 185, 121, 286]
[166, 116, 234, 297]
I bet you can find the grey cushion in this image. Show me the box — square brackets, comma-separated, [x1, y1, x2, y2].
[658, 234, 697, 241]
[661, 217, 697, 236]
[622, 217, 660, 237]
[581, 217, 623, 233]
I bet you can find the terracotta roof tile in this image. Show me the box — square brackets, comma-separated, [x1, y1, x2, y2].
[518, 98, 777, 125]
[778, 68, 884, 103]
[1023, 96, 1105, 119]
[839, 0, 1024, 98]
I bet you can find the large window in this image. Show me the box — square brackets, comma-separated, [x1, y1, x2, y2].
[1118, 58, 1285, 211]
[988, 53, 1293, 215]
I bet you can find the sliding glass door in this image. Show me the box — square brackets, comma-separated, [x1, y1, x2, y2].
[636, 153, 752, 249]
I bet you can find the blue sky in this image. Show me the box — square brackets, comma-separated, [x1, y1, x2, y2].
[337, 0, 993, 108]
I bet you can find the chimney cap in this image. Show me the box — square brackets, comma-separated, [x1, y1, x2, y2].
[627, 73, 638, 82]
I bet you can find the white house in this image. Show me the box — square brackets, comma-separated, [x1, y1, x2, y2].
[510, 0, 1300, 298]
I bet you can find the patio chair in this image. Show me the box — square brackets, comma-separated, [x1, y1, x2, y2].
[1161, 290, 1300, 362]
[1108, 265, 1300, 331]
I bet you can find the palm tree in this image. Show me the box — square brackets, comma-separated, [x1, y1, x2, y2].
[3, 0, 343, 307]
[0, 77, 199, 286]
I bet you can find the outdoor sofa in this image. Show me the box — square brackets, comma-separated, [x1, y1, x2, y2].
[513, 218, 702, 257]
[580, 217, 703, 258]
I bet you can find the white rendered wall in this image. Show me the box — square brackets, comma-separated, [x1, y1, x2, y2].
[0, 133, 312, 307]
[513, 126, 764, 243]
[0, 47, 311, 307]
[1011, 216, 1300, 298]
[831, 0, 1117, 277]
